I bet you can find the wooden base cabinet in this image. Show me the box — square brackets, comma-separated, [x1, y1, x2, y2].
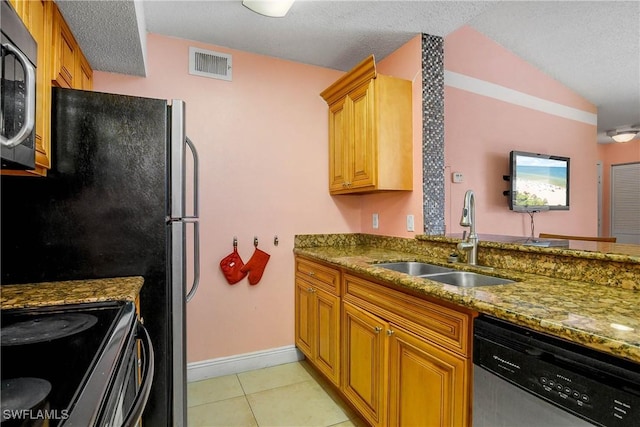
[388, 326, 468, 427]
[342, 273, 473, 427]
[342, 301, 388, 427]
[294, 257, 341, 386]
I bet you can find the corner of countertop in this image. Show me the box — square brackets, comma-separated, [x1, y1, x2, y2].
[1, 276, 144, 310]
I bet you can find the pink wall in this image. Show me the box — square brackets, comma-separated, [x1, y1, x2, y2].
[358, 35, 424, 237]
[94, 34, 363, 362]
[444, 27, 599, 237]
[597, 141, 640, 236]
[93, 27, 604, 363]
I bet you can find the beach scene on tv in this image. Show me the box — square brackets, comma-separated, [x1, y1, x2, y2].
[514, 156, 568, 207]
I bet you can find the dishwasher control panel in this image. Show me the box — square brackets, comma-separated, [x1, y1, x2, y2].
[474, 316, 640, 427]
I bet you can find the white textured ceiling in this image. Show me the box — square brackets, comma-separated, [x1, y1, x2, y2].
[57, 0, 640, 142]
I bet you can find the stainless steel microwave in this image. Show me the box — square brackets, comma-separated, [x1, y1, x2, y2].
[1, 0, 37, 170]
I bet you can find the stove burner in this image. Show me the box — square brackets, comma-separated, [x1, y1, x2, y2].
[1, 313, 98, 346]
[1, 377, 52, 420]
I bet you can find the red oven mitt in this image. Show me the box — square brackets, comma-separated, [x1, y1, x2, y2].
[240, 248, 270, 285]
[220, 248, 247, 285]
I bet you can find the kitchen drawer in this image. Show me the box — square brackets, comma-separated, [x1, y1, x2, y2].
[295, 257, 340, 295]
[343, 273, 472, 358]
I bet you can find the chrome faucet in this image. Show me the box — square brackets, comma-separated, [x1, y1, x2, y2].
[457, 190, 478, 265]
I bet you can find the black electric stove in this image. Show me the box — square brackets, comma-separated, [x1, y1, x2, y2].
[0, 301, 136, 426]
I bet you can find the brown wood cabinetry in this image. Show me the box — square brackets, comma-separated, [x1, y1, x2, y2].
[320, 55, 413, 195]
[3, 0, 92, 177]
[294, 256, 474, 426]
[51, 4, 76, 88]
[343, 273, 473, 427]
[342, 301, 388, 426]
[294, 257, 341, 386]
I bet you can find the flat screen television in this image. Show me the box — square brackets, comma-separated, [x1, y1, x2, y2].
[508, 151, 570, 211]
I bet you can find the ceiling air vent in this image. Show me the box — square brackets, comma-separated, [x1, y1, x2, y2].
[189, 47, 232, 81]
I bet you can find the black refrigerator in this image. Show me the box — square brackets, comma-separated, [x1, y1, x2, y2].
[1, 87, 200, 426]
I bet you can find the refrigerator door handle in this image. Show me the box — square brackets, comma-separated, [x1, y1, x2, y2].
[185, 219, 200, 302]
[183, 137, 199, 219]
[184, 136, 200, 302]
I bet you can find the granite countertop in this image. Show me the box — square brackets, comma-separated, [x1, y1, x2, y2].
[294, 245, 640, 364]
[1, 276, 144, 310]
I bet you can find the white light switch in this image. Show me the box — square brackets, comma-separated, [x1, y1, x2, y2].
[372, 213, 379, 229]
[406, 215, 415, 232]
[452, 172, 464, 183]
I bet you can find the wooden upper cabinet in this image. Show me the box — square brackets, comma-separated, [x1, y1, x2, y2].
[52, 4, 76, 89]
[321, 55, 413, 195]
[3, 0, 93, 177]
[76, 48, 93, 91]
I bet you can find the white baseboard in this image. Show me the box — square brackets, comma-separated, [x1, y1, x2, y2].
[187, 345, 305, 383]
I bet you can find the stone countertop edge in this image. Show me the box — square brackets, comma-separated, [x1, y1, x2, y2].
[1, 276, 144, 310]
[416, 234, 640, 263]
[293, 245, 640, 365]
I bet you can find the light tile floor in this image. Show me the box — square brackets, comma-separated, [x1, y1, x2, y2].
[187, 360, 368, 427]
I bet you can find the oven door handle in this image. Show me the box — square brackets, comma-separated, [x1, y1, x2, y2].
[122, 320, 155, 427]
[0, 42, 36, 148]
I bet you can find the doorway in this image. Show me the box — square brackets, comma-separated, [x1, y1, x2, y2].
[610, 162, 640, 244]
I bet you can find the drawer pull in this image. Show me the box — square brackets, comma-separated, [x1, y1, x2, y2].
[308, 271, 315, 276]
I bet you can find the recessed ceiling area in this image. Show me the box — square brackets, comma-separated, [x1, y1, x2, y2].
[57, 1, 640, 143]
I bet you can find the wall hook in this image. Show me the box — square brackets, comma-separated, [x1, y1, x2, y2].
[254, 236, 259, 247]
[274, 235, 279, 246]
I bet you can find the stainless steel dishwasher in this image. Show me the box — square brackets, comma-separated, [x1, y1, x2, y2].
[473, 315, 640, 426]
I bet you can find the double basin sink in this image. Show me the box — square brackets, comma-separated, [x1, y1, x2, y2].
[374, 262, 514, 287]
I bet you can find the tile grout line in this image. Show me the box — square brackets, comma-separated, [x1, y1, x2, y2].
[235, 373, 261, 427]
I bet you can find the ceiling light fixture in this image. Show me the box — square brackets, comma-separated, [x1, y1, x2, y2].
[606, 128, 639, 143]
[242, 0, 295, 18]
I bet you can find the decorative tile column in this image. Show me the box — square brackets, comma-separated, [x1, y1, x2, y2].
[422, 34, 445, 235]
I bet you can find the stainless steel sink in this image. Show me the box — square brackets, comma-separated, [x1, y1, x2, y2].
[374, 262, 514, 287]
[420, 271, 514, 287]
[375, 262, 454, 276]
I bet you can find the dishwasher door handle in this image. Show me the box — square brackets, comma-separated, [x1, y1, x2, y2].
[122, 321, 155, 427]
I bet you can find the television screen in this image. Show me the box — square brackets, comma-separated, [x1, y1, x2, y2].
[509, 151, 570, 211]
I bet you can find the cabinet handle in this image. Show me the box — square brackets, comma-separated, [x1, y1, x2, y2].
[308, 271, 315, 276]
[374, 326, 382, 334]
[387, 329, 395, 336]
[307, 287, 315, 293]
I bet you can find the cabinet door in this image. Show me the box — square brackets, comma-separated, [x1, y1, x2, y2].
[388, 326, 469, 427]
[328, 97, 349, 192]
[25, 0, 51, 172]
[314, 288, 340, 386]
[76, 49, 93, 90]
[52, 5, 76, 88]
[294, 279, 314, 359]
[349, 81, 376, 190]
[342, 302, 387, 427]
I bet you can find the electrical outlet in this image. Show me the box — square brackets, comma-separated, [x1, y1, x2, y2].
[372, 213, 379, 229]
[406, 214, 415, 232]
[452, 172, 464, 183]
